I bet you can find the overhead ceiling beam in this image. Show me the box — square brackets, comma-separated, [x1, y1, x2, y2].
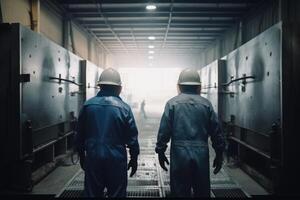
[94, 0, 129, 53]
[72, 12, 243, 18]
[94, 29, 225, 34]
[92, 30, 226, 34]
[85, 24, 232, 29]
[55, 0, 261, 57]
[130, 28, 139, 50]
[100, 38, 215, 42]
[66, 7, 250, 14]
[78, 19, 237, 25]
[96, 36, 219, 40]
[59, 1, 258, 7]
[48, 0, 112, 54]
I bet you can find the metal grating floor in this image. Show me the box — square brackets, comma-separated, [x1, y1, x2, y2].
[56, 115, 250, 198]
[127, 188, 161, 198]
[59, 190, 84, 198]
[212, 188, 249, 198]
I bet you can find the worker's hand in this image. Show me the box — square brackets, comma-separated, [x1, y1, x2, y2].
[128, 158, 138, 177]
[158, 153, 169, 171]
[213, 152, 223, 174]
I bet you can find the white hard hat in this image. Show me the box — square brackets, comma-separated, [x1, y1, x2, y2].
[178, 68, 201, 85]
[98, 68, 122, 86]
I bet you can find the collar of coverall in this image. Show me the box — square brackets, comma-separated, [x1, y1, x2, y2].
[97, 90, 122, 99]
[180, 91, 199, 95]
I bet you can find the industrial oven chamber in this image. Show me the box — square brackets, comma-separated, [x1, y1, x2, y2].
[199, 22, 282, 192]
[198, 59, 226, 116]
[0, 23, 102, 191]
[80, 60, 103, 101]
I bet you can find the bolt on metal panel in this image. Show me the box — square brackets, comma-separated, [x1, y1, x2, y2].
[80, 60, 103, 100]
[199, 60, 225, 115]
[221, 23, 281, 134]
[20, 25, 85, 147]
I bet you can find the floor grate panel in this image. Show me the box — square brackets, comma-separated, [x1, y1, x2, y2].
[59, 190, 84, 198]
[212, 188, 249, 198]
[127, 188, 160, 197]
[128, 179, 159, 186]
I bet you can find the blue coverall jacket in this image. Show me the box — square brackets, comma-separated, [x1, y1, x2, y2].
[75, 90, 140, 197]
[155, 92, 225, 197]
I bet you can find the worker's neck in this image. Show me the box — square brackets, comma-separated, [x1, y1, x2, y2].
[181, 91, 200, 95]
[97, 90, 120, 97]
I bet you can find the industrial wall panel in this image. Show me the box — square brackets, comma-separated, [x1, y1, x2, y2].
[199, 60, 225, 115]
[20, 25, 84, 147]
[0, 23, 105, 191]
[199, 65, 208, 99]
[221, 23, 281, 134]
[80, 60, 102, 101]
[199, 1, 280, 68]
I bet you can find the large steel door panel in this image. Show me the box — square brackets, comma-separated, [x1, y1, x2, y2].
[81, 60, 103, 101]
[199, 65, 208, 100]
[20, 25, 84, 147]
[221, 23, 281, 134]
[199, 60, 225, 115]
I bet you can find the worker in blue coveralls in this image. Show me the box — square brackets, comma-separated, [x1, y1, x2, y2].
[75, 68, 140, 197]
[155, 68, 225, 197]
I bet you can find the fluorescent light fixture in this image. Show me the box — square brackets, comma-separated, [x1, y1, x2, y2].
[148, 36, 156, 40]
[146, 4, 156, 10]
[148, 45, 155, 49]
[148, 50, 155, 54]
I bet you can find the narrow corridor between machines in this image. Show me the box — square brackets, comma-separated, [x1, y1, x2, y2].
[1, 0, 300, 198]
[57, 112, 250, 198]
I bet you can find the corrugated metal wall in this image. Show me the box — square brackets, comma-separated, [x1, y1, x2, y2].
[199, 0, 280, 68]
[242, 0, 279, 44]
[40, 2, 63, 46]
[0, 0, 107, 68]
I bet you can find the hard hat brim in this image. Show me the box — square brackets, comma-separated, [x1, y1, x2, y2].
[98, 81, 122, 86]
[178, 82, 201, 86]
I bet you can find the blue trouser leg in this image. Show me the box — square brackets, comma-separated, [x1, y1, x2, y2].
[105, 158, 127, 197]
[83, 158, 127, 197]
[83, 158, 105, 197]
[191, 147, 210, 197]
[170, 146, 210, 197]
[170, 147, 192, 197]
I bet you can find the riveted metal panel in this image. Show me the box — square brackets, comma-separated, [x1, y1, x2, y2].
[199, 60, 226, 115]
[212, 188, 249, 198]
[221, 23, 281, 134]
[80, 60, 103, 100]
[20, 25, 85, 147]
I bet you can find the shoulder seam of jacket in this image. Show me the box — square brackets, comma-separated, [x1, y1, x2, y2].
[171, 101, 210, 108]
[84, 103, 126, 110]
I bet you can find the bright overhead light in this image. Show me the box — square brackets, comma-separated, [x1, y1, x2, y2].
[148, 50, 155, 54]
[148, 45, 155, 49]
[148, 36, 156, 40]
[146, 4, 156, 10]
[148, 56, 154, 59]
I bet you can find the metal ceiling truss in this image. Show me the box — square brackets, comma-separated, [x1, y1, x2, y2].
[56, 0, 262, 56]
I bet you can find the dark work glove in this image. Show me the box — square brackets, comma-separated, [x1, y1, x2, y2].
[213, 152, 223, 174]
[79, 154, 86, 171]
[127, 157, 138, 177]
[158, 153, 169, 171]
